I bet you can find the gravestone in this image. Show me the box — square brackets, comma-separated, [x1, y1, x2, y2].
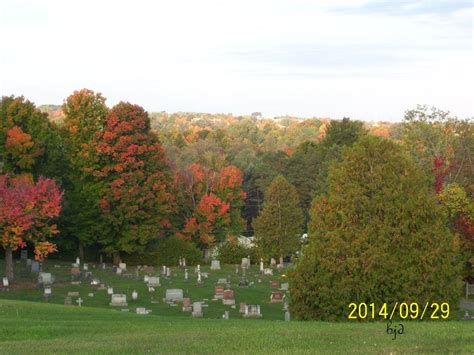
[239, 302, 247, 314]
[76, 297, 83, 307]
[285, 311, 291, 321]
[26, 259, 32, 266]
[271, 291, 284, 303]
[192, 302, 203, 317]
[38, 272, 53, 286]
[119, 263, 127, 271]
[283, 299, 289, 311]
[70, 267, 81, 280]
[280, 282, 289, 291]
[64, 296, 72, 305]
[165, 289, 184, 302]
[136, 307, 149, 315]
[107, 287, 114, 295]
[20, 250, 28, 261]
[270, 258, 276, 267]
[67, 291, 79, 297]
[214, 286, 225, 299]
[270, 280, 280, 289]
[143, 266, 155, 273]
[243, 305, 262, 318]
[144, 275, 149, 283]
[223, 311, 229, 320]
[110, 294, 128, 307]
[91, 278, 100, 286]
[44, 286, 52, 301]
[83, 263, 89, 271]
[31, 261, 40, 273]
[182, 297, 192, 312]
[241, 258, 250, 268]
[2, 277, 9, 287]
[166, 267, 171, 277]
[216, 278, 228, 285]
[222, 289, 235, 305]
[264, 268, 273, 276]
[210, 260, 221, 270]
[148, 277, 160, 287]
[116, 268, 122, 275]
[132, 290, 138, 301]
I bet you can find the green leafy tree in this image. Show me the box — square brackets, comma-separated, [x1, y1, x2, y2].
[60, 89, 109, 261]
[253, 175, 304, 263]
[291, 136, 462, 320]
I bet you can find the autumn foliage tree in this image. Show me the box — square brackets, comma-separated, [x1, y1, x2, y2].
[0, 174, 62, 280]
[291, 136, 462, 320]
[91, 102, 174, 264]
[252, 175, 304, 263]
[175, 163, 245, 247]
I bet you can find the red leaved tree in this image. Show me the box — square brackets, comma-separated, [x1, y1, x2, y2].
[91, 102, 174, 264]
[0, 174, 62, 280]
[175, 163, 245, 247]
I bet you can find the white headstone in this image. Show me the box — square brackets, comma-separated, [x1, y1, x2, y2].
[76, 297, 83, 307]
[148, 277, 160, 287]
[2, 277, 8, 287]
[144, 275, 149, 283]
[241, 258, 250, 268]
[166, 267, 171, 277]
[132, 290, 138, 301]
[182, 258, 186, 267]
[184, 269, 188, 281]
[165, 289, 184, 302]
[107, 287, 114, 295]
[192, 302, 203, 317]
[210, 260, 221, 270]
[44, 286, 52, 295]
[83, 263, 88, 271]
[119, 263, 126, 271]
[38, 272, 52, 285]
[76, 257, 80, 265]
[110, 294, 127, 306]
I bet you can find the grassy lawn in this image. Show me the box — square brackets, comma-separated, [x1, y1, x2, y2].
[1, 260, 473, 353]
[0, 299, 472, 354]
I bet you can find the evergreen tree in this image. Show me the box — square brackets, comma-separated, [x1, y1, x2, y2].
[291, 136, 462, 320]
[253, 175, 304, 263]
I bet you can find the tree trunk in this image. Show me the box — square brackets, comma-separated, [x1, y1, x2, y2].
[113, 251, 121, 265]
[78, 242, 85, 263]
[5, 247, 14, 281]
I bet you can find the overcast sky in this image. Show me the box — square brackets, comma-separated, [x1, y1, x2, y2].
[1, 0, 472, 121]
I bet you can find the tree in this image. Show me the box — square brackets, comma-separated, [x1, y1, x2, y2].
[0, 95, 64, 178]
[92, 102, 174, 264]
[291, 136, 462, 320]
[60, 89, 108, 261]
[0, 174, 62, 280]
[175, 163, 245, 247]
[252, 175, 304, 263]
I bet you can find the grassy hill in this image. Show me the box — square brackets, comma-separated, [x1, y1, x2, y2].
[0, 299, 473, 354]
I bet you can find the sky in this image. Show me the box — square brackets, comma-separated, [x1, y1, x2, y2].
[0, 0, 472, 121]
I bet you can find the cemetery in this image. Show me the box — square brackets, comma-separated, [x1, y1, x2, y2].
[0, 255, 473, 353]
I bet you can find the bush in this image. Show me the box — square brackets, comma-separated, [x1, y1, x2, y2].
[217, 241, 258, 265]
[155, 236, 202, 266]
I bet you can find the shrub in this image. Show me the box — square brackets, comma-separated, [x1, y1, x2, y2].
[154, 236, 202, 266]
[217, 241, 258, 265]
[290, 136, 462, 320]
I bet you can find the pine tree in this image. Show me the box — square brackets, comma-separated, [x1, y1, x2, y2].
[290, 136, 462, 320]
[253, 175, 304, 263]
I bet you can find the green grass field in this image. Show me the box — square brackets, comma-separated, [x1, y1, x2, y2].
[0, 260, 473, 353]
[0, 299, 473, 354]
